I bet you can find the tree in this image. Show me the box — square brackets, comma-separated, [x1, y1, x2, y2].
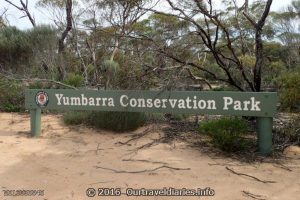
[37, 0, 74, 80]
[99, 0, 151, 61]
[137, 0, 274, 92]
[271, 0, 300, 69]
[4, 0, 36, 27]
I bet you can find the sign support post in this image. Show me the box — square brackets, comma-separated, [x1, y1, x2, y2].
[257, 117, 273, 155]
[30, 108, 41, 137]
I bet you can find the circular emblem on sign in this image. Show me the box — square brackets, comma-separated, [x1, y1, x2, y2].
[35, 91, 49, 107]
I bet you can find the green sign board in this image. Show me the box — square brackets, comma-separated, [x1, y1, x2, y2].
[25, 89, 277, 156]
[25, 89, 277, 117]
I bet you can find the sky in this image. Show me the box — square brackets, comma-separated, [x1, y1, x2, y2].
[0, 0, 295, 30]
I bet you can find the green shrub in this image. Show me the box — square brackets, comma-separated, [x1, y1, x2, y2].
[147, 113, 165, 121]
[172, 114, 190, 121]
[273, 115, 300, 151]
[64, 73, 84, 88]
[0, 78, 24, 112]
[63, 110, 147, 132]
[88, 111, 147, 132]
[101, 60, 120, 74]
[199, 117, 249, 152]
[0, 27, 31, 66]
[63, 111, 90, 125]
[29, 81, 55, 89]
[277, 72, 300, 111]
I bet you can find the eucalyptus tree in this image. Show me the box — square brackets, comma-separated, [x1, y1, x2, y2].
[271, 0, 300, 69]
[37, 0, 74, 80]
[80, 0, 157, 89]
[137, 0, 274, 92]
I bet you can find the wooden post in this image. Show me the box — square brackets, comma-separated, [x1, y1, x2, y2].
[257, 117, 273, 155]
[30, 108, 41, 137]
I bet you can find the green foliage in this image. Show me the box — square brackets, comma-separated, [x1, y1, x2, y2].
[0, 27, 30, 65]
[203, 63, 226, 80]
[277, 72, 300, 111]
[100, 60, 120, 89]
[28, 81, 58, 89]
[88, 111, 147, 132]
[149, 13, 189, 33]
[37, 0, 68, 8]
[273, 115, 300, 151]
[146, 113, 165, 121]
[26, 25, 57, 52]
[0, 26, 58, 74]
[64, 73, 84, 87]
[239, 55, 255, 69]
[63, 111, 90, 125]
[0, 78, 24, 112]
[63, 110, 147, 132]
[263, 61, 287, 85]
[169, 114, 190, 121]
[199, 117, 249, 152]
[101, 60, 120, 75]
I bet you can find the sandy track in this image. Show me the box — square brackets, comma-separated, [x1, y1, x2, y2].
[0, 113, 299, 200]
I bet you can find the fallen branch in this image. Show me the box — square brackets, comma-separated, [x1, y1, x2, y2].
[225, 167, 276, 183]
[134, 137, 164, 151]
[273, 163, 292, 172]
[208, 162, 246, 167]
[95, 165, 191, 174]
[89, 180, 114, 185]
[242, 190, 266, 200]
[122, 159, 168, 165]
[116, 127, 153, 146]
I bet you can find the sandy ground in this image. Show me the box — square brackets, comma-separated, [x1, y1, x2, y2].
[0, 112, 299, 200]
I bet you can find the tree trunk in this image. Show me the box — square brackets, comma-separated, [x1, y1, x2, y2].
[58, 0, 73, 81]
[254, 29, 263, 92]
[244, 0, 273, 92]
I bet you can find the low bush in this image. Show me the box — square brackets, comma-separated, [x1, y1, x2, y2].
[87, 111, 147, 132]
[273, 115, 300, 151]
[147, 113, 165, 121]
[64, 73, 84, 88]
[277, 72, 300, 111]
[0, 78, 25, 112]
[199, 117, 249, 152]
[63, 111, 90, 125]
[28, 81, 55, 89]
[63, 111, 147, 132]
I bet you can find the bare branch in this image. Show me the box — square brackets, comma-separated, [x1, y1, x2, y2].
[184, 67, 212, 89]
[257, 0, 273, 29]
[243, 12, 257, 27]
[4, 0, 36, 27]
[4, 0, 23, 10]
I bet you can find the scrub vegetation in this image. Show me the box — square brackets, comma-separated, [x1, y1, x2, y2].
[199, 117, 251, 152]
[0, 0, 299, 152]
[63, 111, 147, 132]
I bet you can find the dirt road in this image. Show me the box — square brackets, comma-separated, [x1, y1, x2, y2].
[0, 113, 299, 200]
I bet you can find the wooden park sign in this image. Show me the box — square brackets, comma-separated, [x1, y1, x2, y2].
[25, 89, 277, 155]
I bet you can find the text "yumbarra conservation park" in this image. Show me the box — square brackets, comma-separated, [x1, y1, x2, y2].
[25, 89, 277, 117]
[55, 93, 261, 111]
